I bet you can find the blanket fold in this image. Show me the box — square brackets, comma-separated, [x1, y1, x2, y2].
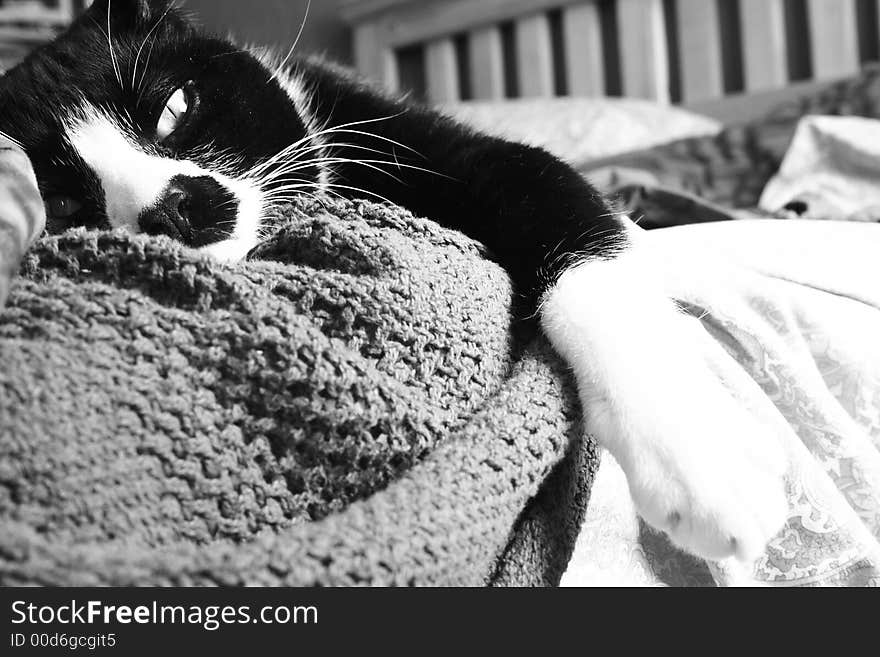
[0, 198, 595, 586]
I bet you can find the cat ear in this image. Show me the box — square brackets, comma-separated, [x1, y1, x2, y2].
[86, 0, 171, 25]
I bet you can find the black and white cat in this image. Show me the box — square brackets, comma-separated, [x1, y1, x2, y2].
[0, 0, 788, 562]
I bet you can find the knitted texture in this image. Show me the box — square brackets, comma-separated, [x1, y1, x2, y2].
[0, 197, 596, 586]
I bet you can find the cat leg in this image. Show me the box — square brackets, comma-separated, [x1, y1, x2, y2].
[540, 240, 788, 562]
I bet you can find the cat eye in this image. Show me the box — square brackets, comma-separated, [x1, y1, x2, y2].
[157, 87, 190, 141]
[45, 195, 83, 219]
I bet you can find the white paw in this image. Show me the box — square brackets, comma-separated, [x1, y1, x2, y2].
[597, 390, 789, 562]
[540, 254, 789, 563]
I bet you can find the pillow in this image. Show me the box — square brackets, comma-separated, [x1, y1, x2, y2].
[446, 97, 721, 165]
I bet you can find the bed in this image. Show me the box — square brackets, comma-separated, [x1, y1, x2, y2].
[338, 1, 880, 584]
[1, 1, 879, 587]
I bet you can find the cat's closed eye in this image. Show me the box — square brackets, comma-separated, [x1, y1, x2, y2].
[45, 195, 82, 220]
[157, 86, 193, 142]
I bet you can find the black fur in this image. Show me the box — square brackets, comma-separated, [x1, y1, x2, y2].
[0, 0, 625, 313]
[1, 0, 315, 236]
[139, 174, 238, 246]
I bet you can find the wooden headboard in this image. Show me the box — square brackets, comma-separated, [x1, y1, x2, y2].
[340, 0, 877, 109]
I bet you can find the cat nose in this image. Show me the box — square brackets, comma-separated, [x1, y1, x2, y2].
[137, 175, 237, 246]
[138, 181, 193, 241]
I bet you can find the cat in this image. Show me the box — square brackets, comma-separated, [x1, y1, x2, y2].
[0, 0, 788, 563]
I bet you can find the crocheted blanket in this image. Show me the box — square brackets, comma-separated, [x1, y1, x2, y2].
[0, 144, 595, 585]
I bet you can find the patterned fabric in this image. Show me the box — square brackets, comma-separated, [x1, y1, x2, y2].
[581, 64, 880, 214]
[761, 115, 880, 221]
[562, 92, 880, 587]
[563, 219, 880, 587]
[0, 137, 44, 306]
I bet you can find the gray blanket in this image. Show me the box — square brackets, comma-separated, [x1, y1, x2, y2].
[0, 196, 597, 586]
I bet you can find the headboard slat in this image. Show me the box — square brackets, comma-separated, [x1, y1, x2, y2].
[425, 37, 460, 103]
[617, 0, 670, 102]
[353, 21, 399, 92]
[342, 0, 874, 107]
[676, 0, 724, 102]
[469, 26, 506, 100]
[740, 0, 788, 92]
[563, 1, 605, 96]
[515, 13, 555, 97]
[807, 0, 859, 80]
[876, 0, 880, 58]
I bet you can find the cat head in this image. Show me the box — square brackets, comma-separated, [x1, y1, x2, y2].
[0, 0, 324, 260]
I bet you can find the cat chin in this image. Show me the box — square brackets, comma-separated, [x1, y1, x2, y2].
[196, 178, 264, 263]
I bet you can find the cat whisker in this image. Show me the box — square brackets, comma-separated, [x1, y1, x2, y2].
[259, 180, 331, 197]
[210, 47, 262, 60]
[262, 188, 326, 210]
[318, 123, 423, 159]
[288, 155, 452, 181]
[105, 1, 124, 91]
[132, 2, 175, 94]
[136, 38, 160, 107]
[208, 218, 239, 229]
[256, 155, 452, 194]
[0, 129, 24, 149]
[264, 180, 397, 207]
[321, 182, 396, 206]
[268, 160, 406, 187]
[249, 141, 406, 179]
[261, 157, 407, 185]
[247, 114, 423, 176]
[267, 0, 311, 85]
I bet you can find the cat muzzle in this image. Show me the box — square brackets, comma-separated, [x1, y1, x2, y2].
[137, 174, 238, 248]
